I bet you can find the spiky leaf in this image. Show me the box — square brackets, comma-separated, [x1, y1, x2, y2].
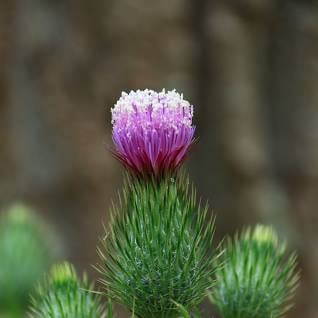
[211, 225, 299, 318]
[98, 175, 215, 318]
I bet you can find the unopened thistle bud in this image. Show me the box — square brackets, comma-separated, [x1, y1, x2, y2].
[0, 204, 54, 314]
[210, 225, 299, 318]
[29, 262, 105, 318]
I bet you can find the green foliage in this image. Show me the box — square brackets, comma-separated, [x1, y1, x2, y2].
[0, 204, 54, 315]
[29, 262, 106, 318]
[98, 175, 215, 318]
[210, 225, 299, 318]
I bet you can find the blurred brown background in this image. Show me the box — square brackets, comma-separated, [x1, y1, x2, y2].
[0, 0, 317, 317]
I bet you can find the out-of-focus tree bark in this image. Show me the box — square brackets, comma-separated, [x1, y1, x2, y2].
[5, 0, 118, 273]
[0, 0, 15, 201]
[270, 2, 318, 317]
[104, 0, 196, 96]
[196, 1, 292, 235]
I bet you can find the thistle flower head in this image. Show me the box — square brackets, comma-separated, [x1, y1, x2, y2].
[111, 89, 195, 177]
[29, 262, 105, 318]
[210, 225, 299, 318]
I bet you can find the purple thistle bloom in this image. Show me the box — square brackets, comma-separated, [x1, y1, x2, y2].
[111, 89, 195, 176]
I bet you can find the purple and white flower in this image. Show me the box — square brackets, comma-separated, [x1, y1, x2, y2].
[111, 89, 195, 176]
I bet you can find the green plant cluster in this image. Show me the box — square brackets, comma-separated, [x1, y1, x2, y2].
[210, 225, 300, 318]
[0, 192, 300, 318]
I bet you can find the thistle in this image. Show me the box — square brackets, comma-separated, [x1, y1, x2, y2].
[29, 262, 106, 318]
[0, 204, 54, 316]
[99, 89, 215, 317]
[98, 175, 215, 318]
[111, 89, 195, 177]
[210, 225, 299, 318]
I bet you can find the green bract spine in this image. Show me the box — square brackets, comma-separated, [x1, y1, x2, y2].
[98, 175, 215, 318]
[29, 263, 105, 318]
[210, 225, 299, 318]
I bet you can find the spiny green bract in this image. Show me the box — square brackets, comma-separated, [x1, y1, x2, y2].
[210, 225, 299, 318]
[29, 262, 105, 318]
[98, 175, 215, 318]
[0, 204, 54, 313]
